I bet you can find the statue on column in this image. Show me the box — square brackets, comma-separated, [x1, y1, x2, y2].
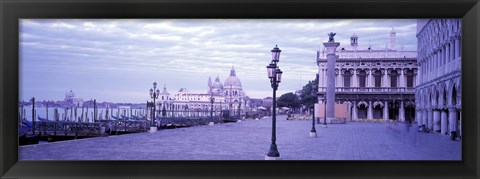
[328, 32, 336, 42]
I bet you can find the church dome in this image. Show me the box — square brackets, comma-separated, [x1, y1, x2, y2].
[212, 76, 223, 90]
[65, 90, 75, 99]
[224, 67, 242, 88]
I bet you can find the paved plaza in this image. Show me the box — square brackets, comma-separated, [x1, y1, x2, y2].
[19, 115, 461, 160]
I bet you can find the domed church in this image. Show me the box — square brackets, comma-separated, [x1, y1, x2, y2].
[159, 66, 250, 118]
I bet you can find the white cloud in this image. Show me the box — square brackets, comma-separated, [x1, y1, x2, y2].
[20, 19, 421, 103]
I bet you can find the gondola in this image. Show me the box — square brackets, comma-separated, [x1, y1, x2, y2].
[37, 116, 49, 122]
[131, 115, 147, 121]
[111, 115, 128, 120]
[19, 133, 41, 145]
[18, 119, 41, 145]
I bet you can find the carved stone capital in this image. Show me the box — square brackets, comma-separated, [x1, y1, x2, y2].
[380, 69, 386, 75]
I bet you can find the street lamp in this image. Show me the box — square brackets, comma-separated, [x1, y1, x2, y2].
[310, 79, 317, 137]
[265, 45, 283, 160]
[210, 94, 215, 118]
[323, 98, 327, 127]
[149, 82, 160, 132]
[238, 99, 242, 119]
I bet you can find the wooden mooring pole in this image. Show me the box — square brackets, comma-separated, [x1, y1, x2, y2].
[46, 103, 49, 121]
[31, 97, 35, 135]
[94, 99, 96, 122]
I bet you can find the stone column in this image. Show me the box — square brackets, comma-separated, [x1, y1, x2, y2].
[383, 101, 389, 121]
[422, 109, 428, 127]
[448, 107, 458, 134]
[428, 109, 433, 130]
[425, 58, 428, 81]
[441, 109, 448, 135]
[352, 101, 357, 120]
[439, 50, 443, 77]
[399, 101, 405, 122]
[322, 69, 326, 88]
[444, 43, 450, 74]
[449, 39, 455, 73]
[438, 50, 442, 76]
[414, 69, 418, 87]
[318, 68, 323, 88]
[383, 69, 389, 88]
[353, 69, 358, 87]
[338, 69, 343, 87]
[420, 61, 423, 83]
[400, 69, 405, 87]
[425, 56, 431, 81]
[443, 45, 448, 74]
[432, 55, 435, 80]
[433, 109, 440, 133]
[455, 36, 460, 59]
[434, 52, 438, 79]
[323, 41, 340, 123]
[368, 69, 373, 87]
[416, 109, 422, 126]
[367, 101, 373, 120]
[459, 110, 462, 138]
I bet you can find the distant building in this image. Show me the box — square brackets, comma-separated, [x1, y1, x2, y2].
[317, 29, 418, 122]
[155, 67, 251, 117]
[64, 90, 84, 107]
[415, 19, 462, 138]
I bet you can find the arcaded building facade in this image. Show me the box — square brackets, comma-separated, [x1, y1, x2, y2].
[416, 19, 462, 138]
[317, 29, 418, 122]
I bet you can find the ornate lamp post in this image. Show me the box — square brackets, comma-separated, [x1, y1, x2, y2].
[323, 98, 327, 127]
[238, 99, 242, 119]
[149, 82, 160, 132]
[310, 77, 317, 137]
[210, 95, 215, 118]
[265, 45, 283, 160]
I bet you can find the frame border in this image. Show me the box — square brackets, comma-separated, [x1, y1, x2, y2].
[1, 0, 479, 178]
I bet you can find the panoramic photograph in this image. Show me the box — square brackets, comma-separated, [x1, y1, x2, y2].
[18, 19, 462, 160]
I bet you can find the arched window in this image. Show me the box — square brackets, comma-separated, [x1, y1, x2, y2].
[343, 70, 351, 87]
[390, 70, 398, 88]
[406, 70, 414, 87]
[374, 70, 382, 87]
[452, 85, 457, 105]
[359, 70, 367, 88]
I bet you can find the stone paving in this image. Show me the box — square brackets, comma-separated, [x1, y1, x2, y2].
[19, 115, 461, 160]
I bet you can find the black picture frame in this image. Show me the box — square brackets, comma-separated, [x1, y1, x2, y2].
[1, 0, 479, 178]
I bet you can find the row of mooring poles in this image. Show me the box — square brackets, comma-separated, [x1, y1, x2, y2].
[25, 98, 158, 125]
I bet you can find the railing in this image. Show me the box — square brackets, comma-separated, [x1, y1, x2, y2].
[318, 87, 415, 93]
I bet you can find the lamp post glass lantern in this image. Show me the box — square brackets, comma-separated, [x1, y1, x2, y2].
[266, 45, 282, 160]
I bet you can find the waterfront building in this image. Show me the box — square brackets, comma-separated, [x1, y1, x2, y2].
[64, 90, 84, 107]
[415, 19, 462, 138]
[155, 67, 250, 118]
[316, 29, 418, 122]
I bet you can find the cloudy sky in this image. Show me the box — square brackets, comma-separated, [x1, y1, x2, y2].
[20, 19, 417, 103]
